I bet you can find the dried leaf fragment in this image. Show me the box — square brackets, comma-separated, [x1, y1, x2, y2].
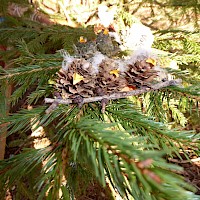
[146, 58, 156, 66]
[73, 73, 84, 85]
[121, 85, 136, 91]
[109, 69, 120, 77]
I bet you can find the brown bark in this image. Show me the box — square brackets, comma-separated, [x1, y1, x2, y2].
[0, 63, 12, 160]
[0, 86, 12, 160]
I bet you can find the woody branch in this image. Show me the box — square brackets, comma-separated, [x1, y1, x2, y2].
[45, 79, 182, 113]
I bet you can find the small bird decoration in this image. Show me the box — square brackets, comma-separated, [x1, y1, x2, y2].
[74, 37, 97, 59]
[96, 31, 120, 57]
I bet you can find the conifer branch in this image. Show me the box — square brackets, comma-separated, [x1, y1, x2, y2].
[0, 66, 60, 81]
[45, 79, 182, 113]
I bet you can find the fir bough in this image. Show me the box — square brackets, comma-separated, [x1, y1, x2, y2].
[0, 2, 200, 200]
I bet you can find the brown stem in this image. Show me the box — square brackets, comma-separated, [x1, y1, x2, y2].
[0, 72, 12, 160]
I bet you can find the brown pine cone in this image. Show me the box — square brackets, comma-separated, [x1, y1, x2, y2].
[56, 59, 97, 99]
[125, 59, 157, 87]
[95, 59, 127, 96]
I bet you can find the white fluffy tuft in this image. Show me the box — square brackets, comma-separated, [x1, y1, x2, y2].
[89, 52, 107, 74]
[60, 50, 75, 71]
[114, 59, 128, 73]
[98, 5, 116, 27]
[122, 23, 154, 51]
[127, 48, 156, 64]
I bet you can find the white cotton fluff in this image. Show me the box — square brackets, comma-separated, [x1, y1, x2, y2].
[81, 60, 98, 75]
[98, 5, 116, 27]
[60, 50, 75, 71]
[123, 23, 154, 51]
[81, 61, 91, 71]
[109, 32, 122, 44]
[114, 59, 129, 73]
[127, 48, 156, 64]
[154, 65, 168, 81]
[88, 51, 107, 74]
[155, 60, 179, 81]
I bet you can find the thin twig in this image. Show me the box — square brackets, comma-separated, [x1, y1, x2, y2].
[45, 79, 182, 113]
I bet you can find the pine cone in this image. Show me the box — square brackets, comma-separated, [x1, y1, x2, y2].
[125, 59, 157, 87]
[56, 59, 97, 99]
[95, 59, 127, 96]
